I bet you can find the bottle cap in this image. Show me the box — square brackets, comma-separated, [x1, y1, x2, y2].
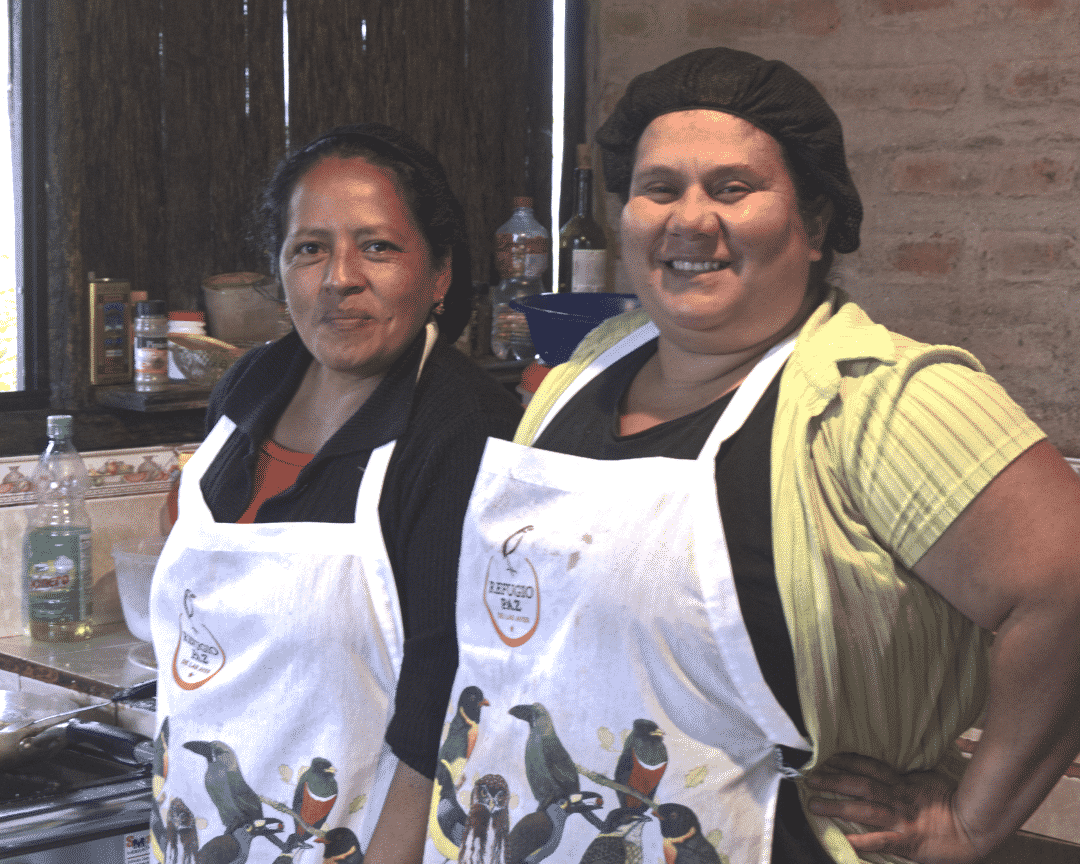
[513, 196, 534, 209]
[136, 300, 167, 317]
[576, 144, 592, 169]
[168, 310, 206, 322]
[46, 414, 73, 438]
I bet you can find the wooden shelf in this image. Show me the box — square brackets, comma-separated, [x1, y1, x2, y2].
[93, 382, 213, 412]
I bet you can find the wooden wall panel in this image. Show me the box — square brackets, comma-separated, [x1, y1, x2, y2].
[286, 0, 549, 285]
[159, 0, 285, 307]
[41, 0, 546, 414]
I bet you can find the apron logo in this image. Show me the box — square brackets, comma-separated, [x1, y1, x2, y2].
[483, 526, 540, 647]
[171, 589, 227, 690]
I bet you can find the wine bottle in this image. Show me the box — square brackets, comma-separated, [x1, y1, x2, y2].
[558, 145, 607, 293]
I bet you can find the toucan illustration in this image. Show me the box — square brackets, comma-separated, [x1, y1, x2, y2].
[440, 686, 490, 787]
[578, 808, 650, 864]
[614, 719, 667, 813]
[655, 803, 721, 864]
[182, 739, 285, 852]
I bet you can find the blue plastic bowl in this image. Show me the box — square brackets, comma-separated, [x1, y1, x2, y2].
[510, 292, 641, 366]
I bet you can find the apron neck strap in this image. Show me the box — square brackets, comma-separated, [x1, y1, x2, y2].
[696, 334, 796, 463]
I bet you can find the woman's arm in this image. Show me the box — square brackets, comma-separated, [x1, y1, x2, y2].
[807, 439, 1080, 863]
[364, 762, 433, 864]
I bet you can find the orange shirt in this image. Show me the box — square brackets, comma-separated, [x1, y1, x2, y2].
[164, 440, 315, 529]
[236, 440, 315, 523]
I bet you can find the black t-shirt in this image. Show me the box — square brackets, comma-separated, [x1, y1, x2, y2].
[198, 329, 523, 779]
[534, 338, 830, 864]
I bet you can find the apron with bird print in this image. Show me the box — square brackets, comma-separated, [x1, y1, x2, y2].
[425, 324, 810, 864]
[148, 324, 443, 864]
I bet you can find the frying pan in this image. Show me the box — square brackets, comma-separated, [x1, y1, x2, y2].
[0, 679, 155, 769]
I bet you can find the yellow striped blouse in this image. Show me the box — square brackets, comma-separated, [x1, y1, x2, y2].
[516, 290, 1046, 863]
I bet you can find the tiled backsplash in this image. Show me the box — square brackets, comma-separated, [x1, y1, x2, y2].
[0, 442, 199, 638]
[0, 440, 1076, 640]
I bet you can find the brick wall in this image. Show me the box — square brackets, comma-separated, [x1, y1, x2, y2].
[586, 0, 1079, 455]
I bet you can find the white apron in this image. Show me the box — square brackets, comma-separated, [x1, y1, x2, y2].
[426, 325, 809, 864]
[150, 325, 438, 864]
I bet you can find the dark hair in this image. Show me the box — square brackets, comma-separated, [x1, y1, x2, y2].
[596, 47, 862, 255]
[255, 123, 474, 343]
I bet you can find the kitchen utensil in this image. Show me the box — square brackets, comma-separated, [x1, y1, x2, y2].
[0, 679, 155, 769]
[510, 292, 640, 366]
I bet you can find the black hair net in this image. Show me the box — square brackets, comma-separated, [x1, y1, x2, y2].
[595, 48, 862, 254]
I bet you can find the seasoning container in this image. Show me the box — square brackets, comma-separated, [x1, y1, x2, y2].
[88, 276, 133, 385]
[167, 311, 207, 380]
[133, 300, 169, 392]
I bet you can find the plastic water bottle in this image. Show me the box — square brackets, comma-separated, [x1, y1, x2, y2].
[491, 197, 549, 361]
[23, 415, 93, 642]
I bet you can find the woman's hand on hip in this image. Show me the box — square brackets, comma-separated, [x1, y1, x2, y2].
[805, 752, 985, 864]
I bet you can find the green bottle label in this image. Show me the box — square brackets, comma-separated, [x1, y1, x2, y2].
[25, 527, 91, 623]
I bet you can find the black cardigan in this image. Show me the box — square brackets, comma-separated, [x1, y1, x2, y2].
[198, 329, 522, 778]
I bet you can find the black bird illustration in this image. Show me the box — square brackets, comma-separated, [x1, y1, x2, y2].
[505, 792, 603, 864]
[154, 716, 171, 799]
[429, 759, 469, 859]
[655, 803, 721, 864]
[508, 703, 580, 806]
[183, 740, 266, 834]
[316, 827, 365, 863]
[614, 720, 667, 814]
[509, 703, 604, 830]
[195, 822, 256, 864]
[578, 809, 650, 864]
[286, 757, 338, 850]
[440, 686, 490, 788]
[461, 773, 511, 864]
[150, 797, 169, 864]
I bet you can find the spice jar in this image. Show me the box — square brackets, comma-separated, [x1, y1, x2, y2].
[133, 300, 169, 392]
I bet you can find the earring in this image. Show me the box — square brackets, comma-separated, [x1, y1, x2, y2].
[433, 298, 446, 315]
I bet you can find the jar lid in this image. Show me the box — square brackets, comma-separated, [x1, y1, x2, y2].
[136, 300, 166, 317]
[46, 414, 73, 438]
[168, 310, 206, 321]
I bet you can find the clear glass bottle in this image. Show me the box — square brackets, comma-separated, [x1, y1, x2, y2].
[23, 415, 93, 642]
[558, 145, 607, 293]
[492, 197, 549, 361]
[133, 300, 169, 391]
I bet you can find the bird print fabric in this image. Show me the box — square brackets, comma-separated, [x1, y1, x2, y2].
[425, 689, 731, 864]
[150, 715, 368, 864]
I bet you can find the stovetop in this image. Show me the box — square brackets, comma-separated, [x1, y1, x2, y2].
[0, 739, 150, 805]
[0, 739, 153, 856]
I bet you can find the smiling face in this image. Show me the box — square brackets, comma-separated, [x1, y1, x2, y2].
[279, 155, 451, 380]
[621, 110, 827, 356]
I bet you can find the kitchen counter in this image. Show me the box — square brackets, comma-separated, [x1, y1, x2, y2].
[0, 622, 157, 737]
[2, 627, 1080, 854]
